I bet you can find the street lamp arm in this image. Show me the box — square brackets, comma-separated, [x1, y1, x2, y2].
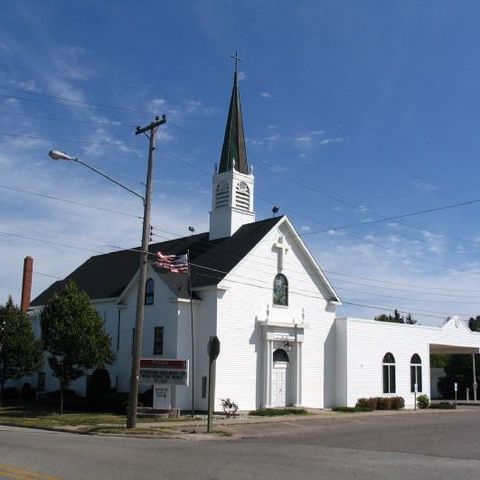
[72, 158, 145, 203]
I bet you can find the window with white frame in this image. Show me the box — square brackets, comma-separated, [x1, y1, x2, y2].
[410, 354, 422, 392]
[383, 352, 396, 394]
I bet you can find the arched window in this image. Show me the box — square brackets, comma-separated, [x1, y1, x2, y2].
[145, 278, 154, 305]
[273, 274, 288, 306]
[273, 348, 289, 363]
[410, 354, 422, 393]
[383, 352, 396, 394]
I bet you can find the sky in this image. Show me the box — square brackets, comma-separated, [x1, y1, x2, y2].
[1, 1, 480, 325]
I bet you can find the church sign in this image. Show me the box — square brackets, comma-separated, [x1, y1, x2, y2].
[139, 358, 189, 386]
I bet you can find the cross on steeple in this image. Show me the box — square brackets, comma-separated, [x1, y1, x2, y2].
[230, 51, 242, 74]
[273, 236, 289, 273]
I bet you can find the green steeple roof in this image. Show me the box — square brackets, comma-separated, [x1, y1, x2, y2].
[218, 69, 249, 174]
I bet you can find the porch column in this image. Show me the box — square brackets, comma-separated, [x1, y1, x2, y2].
[263, 339, 273, 407]
[294, 341, 302, 407]
[473, 353, 478, 402]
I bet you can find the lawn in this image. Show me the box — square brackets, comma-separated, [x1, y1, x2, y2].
[0, 401, 195, 431]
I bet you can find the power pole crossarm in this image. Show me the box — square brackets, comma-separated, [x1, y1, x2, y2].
[127, 114, 167, 429]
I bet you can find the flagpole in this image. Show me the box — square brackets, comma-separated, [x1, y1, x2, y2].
[187, 250, 195, 417]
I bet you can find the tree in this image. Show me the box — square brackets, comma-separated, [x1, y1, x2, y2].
[468, 316, 480, 332]
[40, 282, 115, 414]
[0, 296, 42, 406]
[374, 309, 417, 324]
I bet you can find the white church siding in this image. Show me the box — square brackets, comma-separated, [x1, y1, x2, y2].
[335, 317, 480, 408]
[212, 218, 337, 411]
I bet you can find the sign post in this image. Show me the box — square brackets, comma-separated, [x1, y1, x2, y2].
[454, 382, 458, 407]
[207, 336, 220, 433]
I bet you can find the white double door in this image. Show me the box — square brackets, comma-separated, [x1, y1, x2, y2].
[271, 362, 288, 407]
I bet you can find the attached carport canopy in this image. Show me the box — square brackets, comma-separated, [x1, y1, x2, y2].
[430, 344, 480, 355]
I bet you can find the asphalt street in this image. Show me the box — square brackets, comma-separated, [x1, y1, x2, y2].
[1, 409, 480, 479]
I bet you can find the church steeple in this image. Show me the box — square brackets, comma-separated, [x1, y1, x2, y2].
[218, 67, 249, 175]
[209, 55, 255, 241]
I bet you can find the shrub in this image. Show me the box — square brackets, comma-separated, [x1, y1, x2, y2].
[21, 383, 36, 400]
[430, 402, 456, 410]
[89, 392, 130, 414]
[2, 387, 19, 399]
[88, 369, 111, 397]
[376, 397, 392, 410]
[417, 394, 430, 409]
[356, 397, 378, 410]
[390, 396, 405, 410]
[249, 408, 308, 416]
[333, 406, 373, 413]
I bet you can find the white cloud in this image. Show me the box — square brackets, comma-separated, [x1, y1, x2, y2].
[319, 137, 346, 145]
[237, 71, 247, 81]
[411, 180, 438, 192]
[260, 92, 272, 98]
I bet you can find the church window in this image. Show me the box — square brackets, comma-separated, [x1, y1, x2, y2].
[145, 278, 154, 305]
[216, 182, 229, 208]
[410, 354, 422, 393]
[382, 352, 396, 394]
[273, 348, 289, 363]
[235, 181, 250, 210]
[273, 274, 288, 306]
[153, 326, 164, 355]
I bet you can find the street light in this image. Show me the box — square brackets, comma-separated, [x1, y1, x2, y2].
[48, 114, 166, 429]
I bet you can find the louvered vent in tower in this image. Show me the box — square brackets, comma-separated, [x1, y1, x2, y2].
[235, 181, 250, 210]
[216, 182, 229, 208]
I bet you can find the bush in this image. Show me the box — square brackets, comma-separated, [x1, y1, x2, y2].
[390, 396, 405, 410]
[21, 383, 36, 400]
[356, 396, 404, 411]
[430, 402, 456, 410]
[89, 392, 130, 414]
[417, 394, 430, 409]
[249, 408, 308, 417]
[356, 397, 378, 410]
[333, 406, 373, 413]
[1, 387, 19, 399]
[88, 369, 111, 397]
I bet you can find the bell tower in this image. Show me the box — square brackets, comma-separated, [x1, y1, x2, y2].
[209, 55, 255, 240]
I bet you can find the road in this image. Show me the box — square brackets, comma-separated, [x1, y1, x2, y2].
[1, 409, 480, 479]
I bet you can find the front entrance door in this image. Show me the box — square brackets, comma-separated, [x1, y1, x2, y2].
[272, 363, 287, 407]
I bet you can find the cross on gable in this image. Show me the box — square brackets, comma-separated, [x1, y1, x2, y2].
[273, 236, 289, 273]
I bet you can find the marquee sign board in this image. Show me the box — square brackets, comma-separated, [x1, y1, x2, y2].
[139, 358, 189, 386]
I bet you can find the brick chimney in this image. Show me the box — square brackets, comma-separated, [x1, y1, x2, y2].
[20, 256, 33, 313]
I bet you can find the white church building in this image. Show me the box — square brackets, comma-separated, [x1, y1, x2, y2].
[27, 67, 480, 411]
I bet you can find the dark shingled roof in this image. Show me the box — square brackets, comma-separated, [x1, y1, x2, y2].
[31, 216, 282, 307]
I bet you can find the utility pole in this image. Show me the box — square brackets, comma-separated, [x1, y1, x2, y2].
[127, 115, 167, 429]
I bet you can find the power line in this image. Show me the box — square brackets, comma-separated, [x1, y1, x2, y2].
[0, 131, 139, 149]
[0, 108, 137, 128]
[0, 85, 152, 115]
[0, 184, 142, 219]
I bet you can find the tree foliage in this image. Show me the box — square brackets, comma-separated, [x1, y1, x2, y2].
[374, 309, 417, 325]
[0, 296, 42, 405]
[40, 282, 115, 413]
[437, 354, 479, 400]
[468, 316, 480, 332]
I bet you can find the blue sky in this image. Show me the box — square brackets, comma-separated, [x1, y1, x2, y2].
[1, 1, 480, 325]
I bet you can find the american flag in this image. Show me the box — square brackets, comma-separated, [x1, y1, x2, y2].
[154, 251, 189, 273]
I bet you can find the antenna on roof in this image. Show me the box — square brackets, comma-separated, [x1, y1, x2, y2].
[188, 226, 195, 235]
[272, 206, 279, 217]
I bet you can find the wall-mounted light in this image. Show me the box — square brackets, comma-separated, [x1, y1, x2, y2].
[283, 341, 292, 352]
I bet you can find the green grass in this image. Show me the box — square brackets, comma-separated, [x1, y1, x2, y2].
[249, 408, 308, 417]
[0, 401, 197, 430]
